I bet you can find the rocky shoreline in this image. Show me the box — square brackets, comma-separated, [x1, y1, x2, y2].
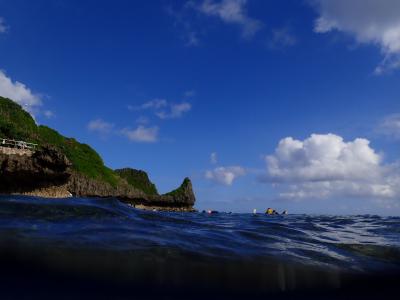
[0, 146, 196, 211]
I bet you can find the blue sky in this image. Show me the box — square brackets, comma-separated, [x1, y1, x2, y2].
[1, 0, 399, 215]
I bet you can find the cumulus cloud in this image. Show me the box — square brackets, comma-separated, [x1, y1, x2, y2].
[194, 0, 262, 38]
[310, 0, 400, 73]
[378, 114, 400, 139]
[206, 166, 246, 185]
[262, 133, 400, 199]
[0, 70, 42, 114]
[0, 18, 8, 33]
[210, 152, 218, 164]
[88, 119, 115, 134]
[121, 125, 159, 143]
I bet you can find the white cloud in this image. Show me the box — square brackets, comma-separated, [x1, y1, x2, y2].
[310, 0, 400, 73]
[378, 114, 400, 139]
[88, 119, 114, 134]
[206, 166, 246, 185]
[130, 99, 168, 111]
[262, 133, 400, 199]
[88, 118, 159, 143]
[0, 70, 42, 114]
[141, 99, 168, 110]
[0, 18, 8, 33]
[194, 0, 262, 38]
[156, 102, 192, 119]
[122, 125, 159, 143]
[166, 5, 201, 47]
[130, 99, 191, 119]
[268, 27, 297, 49]
[210, 152, 218, 164]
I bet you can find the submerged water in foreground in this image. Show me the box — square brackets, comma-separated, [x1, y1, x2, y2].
[0, 195, 399, 299]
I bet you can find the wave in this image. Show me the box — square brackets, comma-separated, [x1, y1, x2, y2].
[0, 195, 399, 299]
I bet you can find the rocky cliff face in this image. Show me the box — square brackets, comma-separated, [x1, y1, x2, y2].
[0, 147, 196, 210]
[0, 146, 72, 194]
[68, 172, 196, 210]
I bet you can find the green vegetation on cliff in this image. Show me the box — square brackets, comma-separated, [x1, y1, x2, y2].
[115, 168, 158, 196]
[0, 97, 37, 140]
[0, 96, 193, 200]
[0, 96, 118, 186]
[165, 178, 191, 197]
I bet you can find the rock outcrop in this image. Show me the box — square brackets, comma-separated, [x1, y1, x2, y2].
[0, 96, 196, 210]
[115, 168, 158, 196]
[0, 147, 196, 210]
[68, 172, 196, 210]
[0, 146, 72, 194]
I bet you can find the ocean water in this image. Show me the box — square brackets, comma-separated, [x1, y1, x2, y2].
[0, 195, 399, 299]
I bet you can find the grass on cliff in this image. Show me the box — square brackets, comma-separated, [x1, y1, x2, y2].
[0, 96, 118, 187]
[165, 178, 190, 197]
[0, 97, 37, 140]
[37, 126, 119, 187]
[115, 168, 158, 196]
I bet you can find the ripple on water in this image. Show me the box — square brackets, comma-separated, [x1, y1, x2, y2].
[0, 195, 399, 274]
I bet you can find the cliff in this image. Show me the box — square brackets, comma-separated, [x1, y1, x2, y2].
[115, 168, 158, 196]
[0, 146, 71, 195]
[0, 96, 196, 210]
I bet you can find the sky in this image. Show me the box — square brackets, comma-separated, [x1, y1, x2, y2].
[0, 0, 399, 215]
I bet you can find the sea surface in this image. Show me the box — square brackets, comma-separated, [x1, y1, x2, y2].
[0, 195, 399, 299]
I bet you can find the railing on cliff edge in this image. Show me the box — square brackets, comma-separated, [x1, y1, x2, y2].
[0, 138, 38, 151]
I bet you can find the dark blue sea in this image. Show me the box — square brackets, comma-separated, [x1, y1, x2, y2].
[0, 195, 399, 300]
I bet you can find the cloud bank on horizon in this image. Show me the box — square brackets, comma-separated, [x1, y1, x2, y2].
[262, 134, 400, 200]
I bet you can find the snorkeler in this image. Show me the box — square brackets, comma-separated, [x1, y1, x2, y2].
[266, 208, 280, 215]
